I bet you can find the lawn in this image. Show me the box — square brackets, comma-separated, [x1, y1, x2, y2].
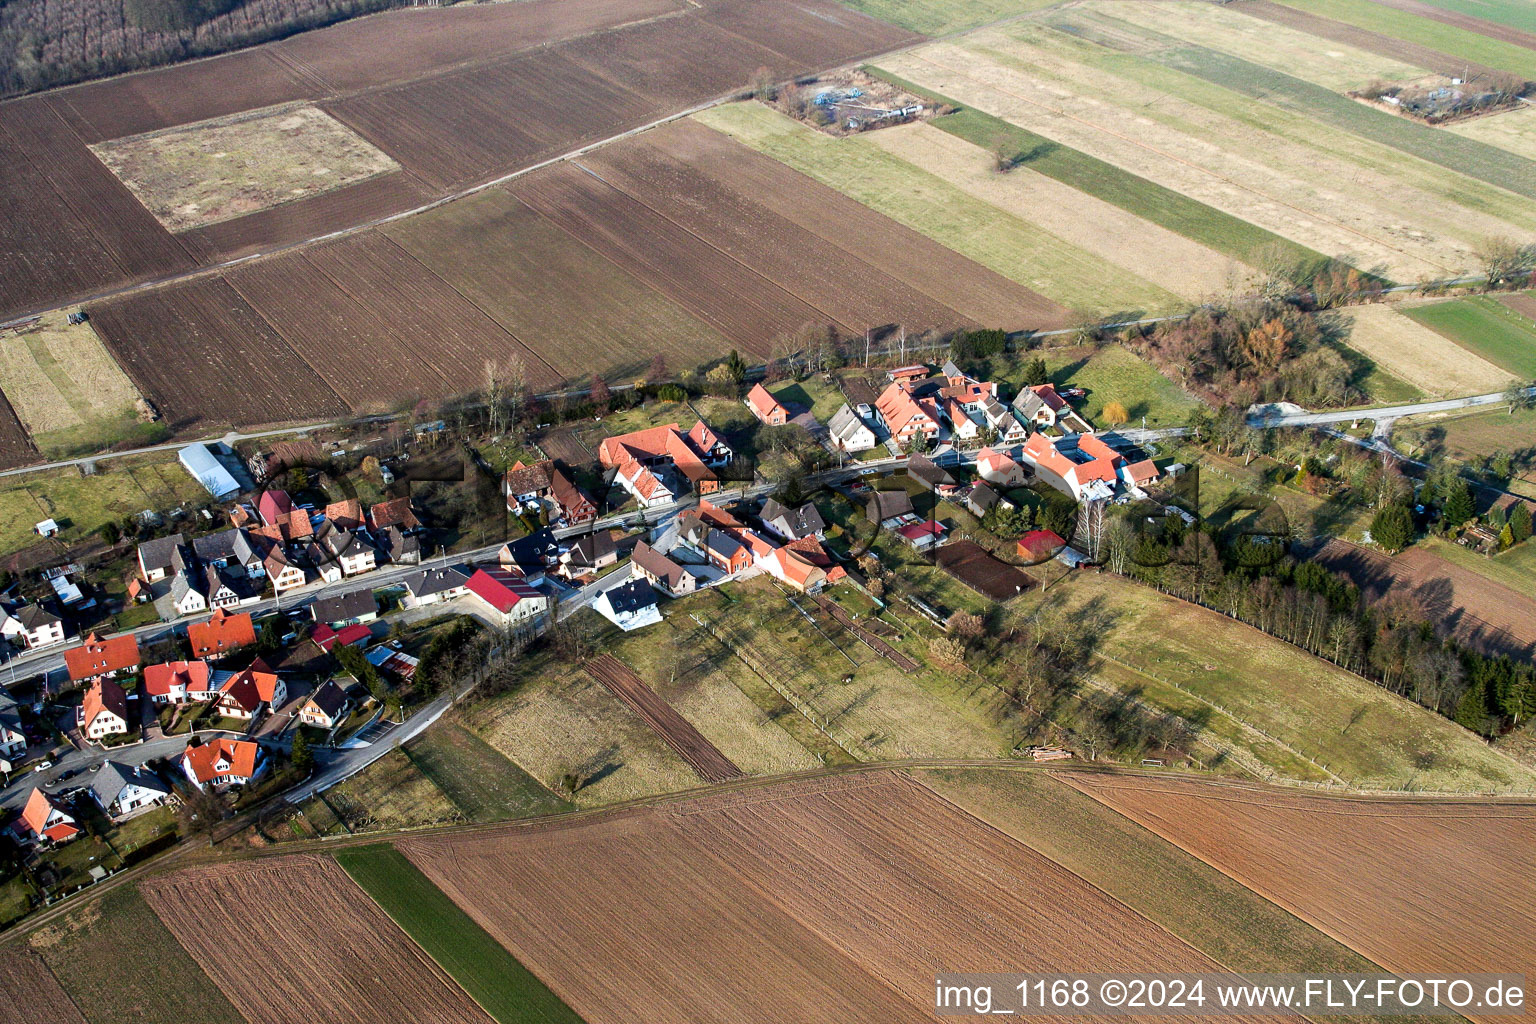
[693, 102, 1182, 316]
[1272, 0, 1536, 78]
[0, 456, 207, 557]
[1403, 296, 1536, 379]
[918, 766, 1425, 982]
[836, 0, 1058, 35]
[767, 374, 844, 424]
[319, 748, 465, 833]
[336, 844, 582, 1024]
[403, 721, 572, 822]
[1396, 402, 1536, 480]
[1037, 344, 1201, 428]
[30, 884, 244, 1024]
[1050, 572, 1536, 792]
[864, 68, 1329, 272]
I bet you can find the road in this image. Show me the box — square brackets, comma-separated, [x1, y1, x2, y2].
[1246, 386, 1533, 429]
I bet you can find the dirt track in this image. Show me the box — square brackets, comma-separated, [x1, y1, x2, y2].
[585, 653, 744, 783]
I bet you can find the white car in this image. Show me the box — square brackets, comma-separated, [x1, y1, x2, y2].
[32, 760, 53, 773]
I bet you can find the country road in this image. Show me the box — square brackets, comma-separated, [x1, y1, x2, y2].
[1246, 385, 1534, 429]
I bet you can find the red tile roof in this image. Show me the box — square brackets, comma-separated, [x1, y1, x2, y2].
[64, 632, 140, 682]
[1032, 383, 1067, 412]
[323, 499, 364, 529]
[257, 489, 293, 525]
[746, 383, 787, 421]
[1022, 432, 1077, 480]
[1126, 459, 1159, 486]
[20, 788, 77, 842]
[82, 679, 128, 732]
[465, 568, 542, 614]
[1076, 433, 1122, 465]
[875, 382, 939, 439]
[897, 520, 947, 541]
[143, 660, 211, 699]
[1018, 530, 1065, 559]
[369, 497, 420, 532]
[311, 623, 371, 652]
[188, 609, 255, 659]
[183, 738, 259, 784]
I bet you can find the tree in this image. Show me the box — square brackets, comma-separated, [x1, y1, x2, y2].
[1441, 479, 1475, 530]
[290, 730, 313, 775]
[588, 374, 611, 412]
[1476, 236, 1536, 287]
[748, 66, 776, 101]
[1455, 681, 1490, 734]
[1504, 382, 1531, 414]
[946, 611, 985, 643]
[705, 364, 739, 396]
[1022, 357, 1049, 387]
[990, 133, 1015, 173]
[98, 521, 120, 546]
[1371, 503, 1414, 553]
[1101, 401, 1129, 427]
[929, 636, 967, 666]
[257, 617, 282, 654]
[646, 354, 669, 386]
[1511, 501, 1533, 543]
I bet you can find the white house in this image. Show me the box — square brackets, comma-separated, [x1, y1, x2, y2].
[81, 679, 130, 742]
[593, 578, 662, 632]
[826, 404, 877, 454]
[614, 461, 678, 508]
[170, 572, 208, 616]
[464, 569, 550, 629]
[12, 605, 65, 649]
[975, 447, 1027, 487]
[88, 761, 171, 820]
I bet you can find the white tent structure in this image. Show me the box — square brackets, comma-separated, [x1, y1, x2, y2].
[179, 443, 241, 499]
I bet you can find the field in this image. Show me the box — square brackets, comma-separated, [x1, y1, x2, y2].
[309, 748, 464, 834]
[140, 855, 496, 1024]
[0, 398, 36, 471]
[399, 771, 1277, 1023]
[837, 0, 1058, 35]
[1045, 571, 1536, 791]
[584, 653, 744, 783]
[403, 721, 572, 823]
[0, 456, 208, 558]
[1401, 402, 1536, 480]
[1391, 0, 1536, 35]
[1404, 297, 1536, 379]
[1342, 304, 1512, 399]
[27, 884, 243, 1024]
[90, 104, 399, 232]
[0, 314, 144, 448]
[1067, 773, 1536, 999]
[1311, 537, 1536, 658]
[1031, 344, 1200, 428]
[336, 845, 582, 1024]
[0, 950, 85, 1024]
[872, 11, 1536, 281]
[935, 539, 1036, 601]
[1263, 0, 1536, 79]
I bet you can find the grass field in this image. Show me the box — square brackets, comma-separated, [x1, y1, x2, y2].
[1446, 104, 1536, 163]
[0, 455, 208, 557]
[917, 767, 1418, 983]
[403, 721, 572, 822]
[91, 104, 399, 232]
[337, 845, 582, 1024]
[1344, 304, 1509, 400]
[311, 748, 465, 833]
[865, 68, 1324, 274]
[1403, 296, 1536, 378]
[1045, 572, 1536, 791]
[1404, 0, 1536, 33]
[29, 884, 244, 1024]
[1038, 344, 1200, 428]
[768, 374, 846, 425]
[1271, 0, 1536, 78]
[694, 102, 1182, 316]
[1396, 402, 1536, 478]
[0, 314, 149, 455]
[1418, 535, 1536, 599]
[835, 0, 1057, 35]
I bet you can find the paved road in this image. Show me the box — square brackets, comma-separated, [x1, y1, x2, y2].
[1246, 386, 1533, 429]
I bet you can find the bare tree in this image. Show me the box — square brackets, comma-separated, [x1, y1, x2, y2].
[1476, 236, 1536, 287]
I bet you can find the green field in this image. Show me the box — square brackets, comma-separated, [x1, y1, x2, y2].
[1406, 0, 1536, 33]
[0, 456, 207, 557]
[1419, 535, 1536, 597]
[694, 103, 1182, 316]
[336, 845, 583, 1024]
[1404, 297, 1536, 378]
[1274, 0, 1536, 78]
[1038, 344, 1200, 428]
[403, 722, 573, 822]
[1155, 46, 1536, 202]
[865, 68, 1329, 273]
[838, 0, 1059, 35]
[1048, 572, 1536, 791]
[31, 884, 244, 1024]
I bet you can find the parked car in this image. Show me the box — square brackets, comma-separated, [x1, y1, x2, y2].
[32, 760, 52, 773]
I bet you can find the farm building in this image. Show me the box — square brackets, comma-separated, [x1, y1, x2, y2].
[179, 443, 242, 500]
[1018, 530, 1066, 561]
[465, 568, 549, 629]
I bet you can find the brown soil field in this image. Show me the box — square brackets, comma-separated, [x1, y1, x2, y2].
[383, 187, 731, 382]
[936, 539, 1037, 601]
[510, 162, 829, 356]
[652, 120, 1063, 329]
[1065, 772, 1536, 1009]
[401, 771, 1277, 1024]
[0, 395, 39, 470]
[1344, 304, 1512, 398]
[578, 132, 982, 334]
[89, 278, 347, 430]
[226, 252, 454, 412]
[584, 653, 745, 782]
[561, 16, 791, 106]
[1229, 1, 1502, 80]
[1496, 291, 1536, 322]
[1310, 537, 1536, 658]
[0, 950, 85, 1024]
[141, 854, 497, 1024]
[696, 0, 918, 70]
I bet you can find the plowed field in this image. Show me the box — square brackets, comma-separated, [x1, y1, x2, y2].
[401, 771, 1277, 1024]
[140, 855, 497, 1024]
[1065, 772, 1536, 1018]
[584, 653, 744, 782]
[0, 951, 84, 1024]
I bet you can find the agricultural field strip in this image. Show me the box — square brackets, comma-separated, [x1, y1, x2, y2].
[1364, 0, 1536, 52]
[0, 952, 86, 1024]
[878, 45, 1460, 278]
[584, 654, 744, 783]
[1341, 304, 1513, 399]
[1269, 0, 1536, 79]
[1404, 297, 1536, 378]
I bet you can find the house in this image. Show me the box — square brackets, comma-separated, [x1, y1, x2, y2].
[464, 568, 549, 629]
[257, 489, 294, 527]
[631, 540, 701, 597]
[1018, 529, 1066, 561]
[88, 761, 170, 820]
[64, 632, 139, 684]
[182, 737, 265, 790]
[305, 546, 344, 585]
[760, 546, 828, 594]
[615, 460, 678, 508]
[897, 519, 949, 551]
[311, 622, 372, 654]
[1021, 432, 1117, 502]
[1121, 459, 1160, 496]
[866, 489, 915, 526]
[745, 383, 789, 425]
[310, 590, 378, 628]
[908, 454, 960, 497]
[400, 566, 470, 609]
[965, 482, 1009, 518]
[703, 530, 752, 574]
[1013, 383, 1068, 429]
[598, 421, 730, 497]
[943, 398, 980, 443]
[315, 523, 376, 577]
[550, 466, 597, 525]
[81, 679, 130, 741]
[170, 571, 209, 617]
[201, 565, 244, 611]
[210, 659, 285, 720]
[368, 497, 420, 533]
[179, 443, 241, 500]
[827, 403, 878, 454]
[874, 381, 941, 446]
[0, 692, 27, 763]
[142, 660, 212, 705]
[593, 579, 663, 631]
[252, 491, 313, 545]
[504, 459, 555, 510]
[137, 534, 187, 582]
[193, 529, 265, 579]
[17, 788, 79, 844]
[978, 399, 1028, 444]
[938, 361, 998, 412]
[381, 525, 421, 566]
[322, 499, 366, 531]
[497, 528, 561, 582]
[560, 530, 618, 579]
[298, 679, 352, 729]
[975, 447, 1027, 488]
[14, 604, 65, 649]
[759, 499, 826, 542]
[262, 547, 307, 593]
